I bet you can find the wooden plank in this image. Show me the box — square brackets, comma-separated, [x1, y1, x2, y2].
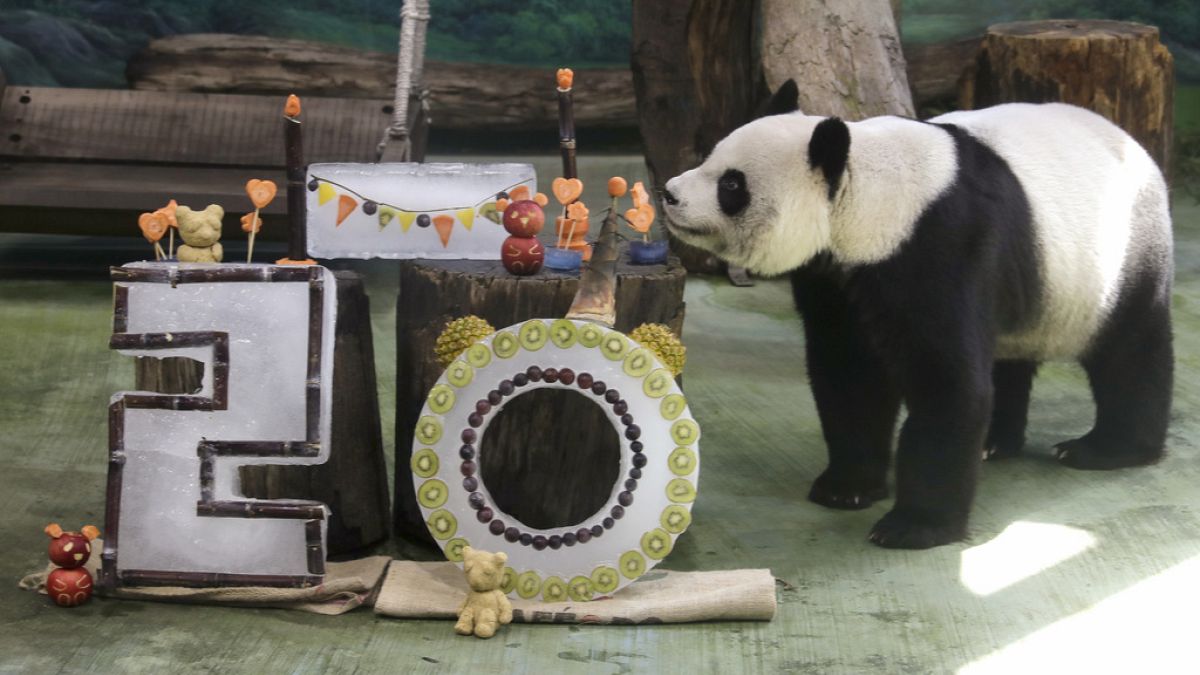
[0, 161, 287, 212]
[0, 86, 394, 166]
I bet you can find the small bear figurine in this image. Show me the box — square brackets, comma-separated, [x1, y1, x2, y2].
[455, 547, 513, 639]
[175, 204, 225, 263]
[44, 523, 100, 607]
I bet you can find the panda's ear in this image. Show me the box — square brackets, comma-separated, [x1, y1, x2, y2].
[759, 79, 800, 117]
[808, 117, 850, 200]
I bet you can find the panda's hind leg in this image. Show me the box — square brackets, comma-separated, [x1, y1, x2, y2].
[984, 360, 1038, 461]
[1056, 296, 1172, 470]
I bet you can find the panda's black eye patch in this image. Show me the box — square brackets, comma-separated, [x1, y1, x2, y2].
[717, 169, 750, 216]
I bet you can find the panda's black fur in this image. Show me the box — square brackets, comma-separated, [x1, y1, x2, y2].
[665, 83, 1174, 549]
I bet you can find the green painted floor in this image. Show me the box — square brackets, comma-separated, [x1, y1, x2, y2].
[2, 199, 1198, 674]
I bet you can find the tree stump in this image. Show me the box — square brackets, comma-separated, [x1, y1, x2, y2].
[394, 250, 687, 544]
[134, 270, 391, 556]
[959, 20, 1174, 174]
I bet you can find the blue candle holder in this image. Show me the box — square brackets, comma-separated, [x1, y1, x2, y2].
[628, 240, 669, 265]
[544, 247, 583, 272]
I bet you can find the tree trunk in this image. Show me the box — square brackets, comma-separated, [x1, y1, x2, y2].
[631, 0, 913, 273]
[760, 0, 914, 120]
[631, 0, 759, 274]
[393, 253, 687, 544]
[959, 20, 1174, 175]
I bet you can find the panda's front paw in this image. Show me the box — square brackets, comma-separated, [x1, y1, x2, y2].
[867, 509, 966, 549]
[1054, 436, 1162, 470]
[808, 470, 888, 511]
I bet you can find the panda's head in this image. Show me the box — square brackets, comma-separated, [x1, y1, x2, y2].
[662, 88, 851, 276]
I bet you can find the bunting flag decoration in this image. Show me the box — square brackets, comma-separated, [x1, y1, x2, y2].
[433, 215, 455, 248]
[378, 207, 395, 230]
[456, 207, 475, 231]
[305, 168, 535, 254]
[336, 194, 358, 227]
[317, 182, 337, 205]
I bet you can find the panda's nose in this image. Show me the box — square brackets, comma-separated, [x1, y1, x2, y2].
[661, 188, 679, 206]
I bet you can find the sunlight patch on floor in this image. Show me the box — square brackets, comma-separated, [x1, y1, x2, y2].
[960, 553, 1200, 674]
[960, 521, 1096, 596]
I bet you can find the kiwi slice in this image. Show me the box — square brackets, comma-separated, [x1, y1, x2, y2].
[668, 446, 697, 476]
[623, 348, 654, 377]
[590, 566, 619, 594]
[427, 509, 458, 540]
[415, 415, 443, 445]
[567, 576, 594, 602]
[619, 550, 647, 580]
[492, 331, 519, 359]
[640, 528, 674, 560]
[427, 384, 456, 414]
[466, 343, 492, 368]
[550, 319, 578, 349]
[542, 576, 567, 602]
[519, 320, 548, 351]
[660, 394, 687, 421]
[516, 571, 542, 599]
[600, 332, 631, 361]
[670, 418, 700, 446]
[446, 360, 474, 388]
[500, 567, 517, 594]
[660, 505, 692, 534]
[411, 448, 439, 478]
[666, 478, 697, 503]
[643, 369, 673, 398]
[417, 479, 449, 508]
[445, 537, 469, 562]
[578, 323, 604, 348]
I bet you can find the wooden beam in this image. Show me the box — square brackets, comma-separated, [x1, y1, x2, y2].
[0, 87, 393, 166]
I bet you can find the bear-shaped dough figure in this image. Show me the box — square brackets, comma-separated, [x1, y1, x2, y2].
[455, 547, 513, 639]
[176, 204, 225, 263]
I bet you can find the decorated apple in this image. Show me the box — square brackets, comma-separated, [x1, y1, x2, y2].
[501, 235, 544, 275]
[45, 523, 99, 569]
[47, 567, 94, 607]
[502, 200, 545, 237]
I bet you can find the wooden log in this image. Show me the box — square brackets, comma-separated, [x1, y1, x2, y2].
[125, 34, 636, 133]
[134, 270, 390, 556]
[959, 20, 1174, 174]
[393, 251, 687, 543]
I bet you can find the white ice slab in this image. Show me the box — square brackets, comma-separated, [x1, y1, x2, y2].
[108, 263, 337, 580]
[306, 162, 536, 260]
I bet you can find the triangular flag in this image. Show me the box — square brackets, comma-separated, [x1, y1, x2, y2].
[378, 207, 395, 230]
[397, 211, 417, 233]
[457, 207, 475, 231]
[336, 194, 357, 227]
[317, 182, 336, 205]
[433, 214, 455, 248]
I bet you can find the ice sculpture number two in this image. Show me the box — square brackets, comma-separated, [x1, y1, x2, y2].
[102, 263, 338, 589]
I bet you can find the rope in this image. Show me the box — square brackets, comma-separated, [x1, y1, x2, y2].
[377, 0, 431, 161]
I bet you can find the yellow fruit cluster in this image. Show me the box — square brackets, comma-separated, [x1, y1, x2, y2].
[434, 315, 496, 367]
[629, 323, 686, 376]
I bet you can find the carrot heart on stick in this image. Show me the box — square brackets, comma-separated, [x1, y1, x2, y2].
[244, 179, 278, 263]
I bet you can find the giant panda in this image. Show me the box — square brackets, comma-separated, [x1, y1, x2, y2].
[662, 84, 1174, 549]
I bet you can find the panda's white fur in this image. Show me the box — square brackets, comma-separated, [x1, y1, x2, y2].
[664, 102, 1171, 361]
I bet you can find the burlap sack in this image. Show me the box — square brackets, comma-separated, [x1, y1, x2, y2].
[375, 561, 777, 624]
[20, 540, 389, 616]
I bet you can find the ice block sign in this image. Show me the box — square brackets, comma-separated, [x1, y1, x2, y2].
[103, 263, 337, 589]
[305, 162, 537, 260]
